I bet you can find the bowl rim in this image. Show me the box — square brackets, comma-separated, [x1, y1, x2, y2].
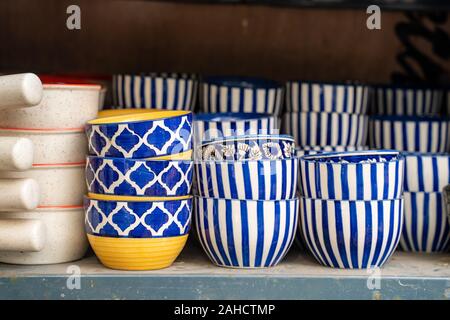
[194, 112, 274, 122]
[370, 83, 446, 91]
[369, 114, 450, 122]
[200, 134, 295, 147]
[202, 75, 282, 89]
[301, 196, 404, 204]
[86, 155, 193, 164]
[402, 151, 450, 158]
[194, 157, 299, 165]
[285, 79, 369, 87]
[87, 110, 192, 125]
[283, 111, 369, 117]
[114, 72, 198, 80]
[86, 193, 193, 203]
[194, 196, 299, 204]
[301, 149, 403, 164]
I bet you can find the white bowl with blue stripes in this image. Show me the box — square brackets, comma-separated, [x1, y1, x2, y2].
[285, 81, 370, 114]
[371, 84, 443, 116]
[200, 76, 283, 115]
[193, 112, 277, 144]
[195, 197, 298, 268]
[195, 158, 298, 200]
[399, 191, 450, 253]
[198, 134, 295, 161]
[369, 115, 450, 153]
[299, 150, 404, 200]
[113, 73, 197, 110]
[295, 145, 369, 157]
[404, 152, 450, 192]
[282, 111, 368, 147]
[300, 197, 404, 269]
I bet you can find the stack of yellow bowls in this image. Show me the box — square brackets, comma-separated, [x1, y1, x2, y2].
[84, 109, 193, 270]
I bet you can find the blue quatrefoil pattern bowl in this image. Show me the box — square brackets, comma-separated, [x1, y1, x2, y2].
[86, 156, 193, 197]
[86, 111, 193, 158]
[84, 197, 192, 238]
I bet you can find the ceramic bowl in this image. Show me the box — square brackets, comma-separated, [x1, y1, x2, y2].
[404, 152, 450, 192]
[195, 158, 298, 200]
[300, 197, 403, 268]
[0, 73, 43, 110]
[86, 156, 193, 197]
[0, 163, 86, 206]
[295, 145, 368, 157]
[87, 233, 188, 271]
[0, 128, 87, 165]
[84, 196, 192, 238]
[0, 77, 101, 129]
[200, 76, 283, 115]
[195, 197, 298, 268]
[369, 115, 449, 153]
[0, 136, 34, 171]
[299, 150, 404, 200]
[282, 111, 368, 147]
[370, 84, 443, 116]
[285, 81, 370, 114]
[193, 112, 277, 143]
[112, 73, 197, 111]
[86, 109, 192, 159]
[0, 207, 88, 265]
[399, 191, 449, 252]
[198, 134, 296, 161]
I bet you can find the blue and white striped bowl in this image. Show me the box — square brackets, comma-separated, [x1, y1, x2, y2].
[300, 197, 404, 269]
[195, 158, 298, 200]
[282, 111, 368, 147]
[198, 134, 295, 161]
[112, 73, 198, 110]
[285, 81, 370, 114]
[369, 115, 450, 153]
[200, 76, 283, 115]
[295, 145, 368, 157]
[195, 197, 298, 268]
[299, 150, 404, 200]
[86, 156, 193, 197]
[404, 153, 450, 192]
[84, 197, 192, 238]
[193, 112, 277, 144]
[399, 192, 450, 252]
[371, 85, 443, 116]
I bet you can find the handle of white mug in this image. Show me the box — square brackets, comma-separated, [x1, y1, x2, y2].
[0, 73, 43, 110]
[0, 178, 40, 211]
[0, 219, 46, 252]
[0, 137, 34, 171]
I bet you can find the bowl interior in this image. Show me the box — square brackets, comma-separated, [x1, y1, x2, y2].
[302, 150, 400, 163]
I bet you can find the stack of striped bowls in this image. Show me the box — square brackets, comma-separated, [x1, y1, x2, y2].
[283, 81, 370, 156]
[369, 85, 450, 253]
[299, 150, 405, 268]
[194, 134, 299, 268]
[84, 109, 193, 270]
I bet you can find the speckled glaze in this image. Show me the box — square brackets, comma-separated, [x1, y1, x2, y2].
[0, 136, 34, 171]
[0, 164, 86, 206]
[0, 207, 88, 265]
[0, 178, 40, 211]
[0, 83, 101, 129]
[0, 128, 87, 164]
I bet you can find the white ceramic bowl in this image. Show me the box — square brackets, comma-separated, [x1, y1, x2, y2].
[0, 164, 86, 206]
[0, 82, 101, 129]
[0, 128, 87, 164]
[0, 207, 88, 265]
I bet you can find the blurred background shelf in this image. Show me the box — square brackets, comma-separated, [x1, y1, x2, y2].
[0, 243, 448, 300]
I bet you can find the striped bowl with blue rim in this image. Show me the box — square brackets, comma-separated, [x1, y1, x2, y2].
[300, 197, 404, 269]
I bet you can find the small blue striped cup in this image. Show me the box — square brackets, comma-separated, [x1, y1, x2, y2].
[299, 150, 404, 200]
[400, 191, 449, 252]
[195, 197, 298, 268]
[300, 197, 404, 268]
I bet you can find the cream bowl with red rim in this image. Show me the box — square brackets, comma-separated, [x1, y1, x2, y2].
[0, 76, 101, 129]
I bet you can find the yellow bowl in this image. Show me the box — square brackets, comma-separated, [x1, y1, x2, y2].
[87, 234, 189, 271]
[87, 193, 192, 202]
[90, 109, 191, 124]
[148, 149, 192, 160]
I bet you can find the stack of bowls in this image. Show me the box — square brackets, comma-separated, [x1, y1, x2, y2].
[112, 73, 198, 111]
[299, 150, 405, 268]
[194, 134, 298, 268]
[283, 81, 370, 149]
[0, 73, 97, 265]
[84, 109, 193, 270]
[369, 84, 450, 253]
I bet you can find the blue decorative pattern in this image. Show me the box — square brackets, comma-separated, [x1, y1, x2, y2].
[113, 73, 197, 110]
[299, 150, 404, 200]
[200, 76, 283, 115]
[295, 145, 368, 157]
[370, 85, 443, 116]
[282, 112, 368, 147]
[399, 192, 450, 252]
[86, 113, 192, 158]
[195, 158, 298, 200]
[285, 81, 370, 114]
[300, 197, 404, 269]
[369, 115, 449, 153]
[404, 153, 450, 192]
[86, 157, 193, 197]
[195, 197, 298, 268]
[84, 197, 192, 238]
